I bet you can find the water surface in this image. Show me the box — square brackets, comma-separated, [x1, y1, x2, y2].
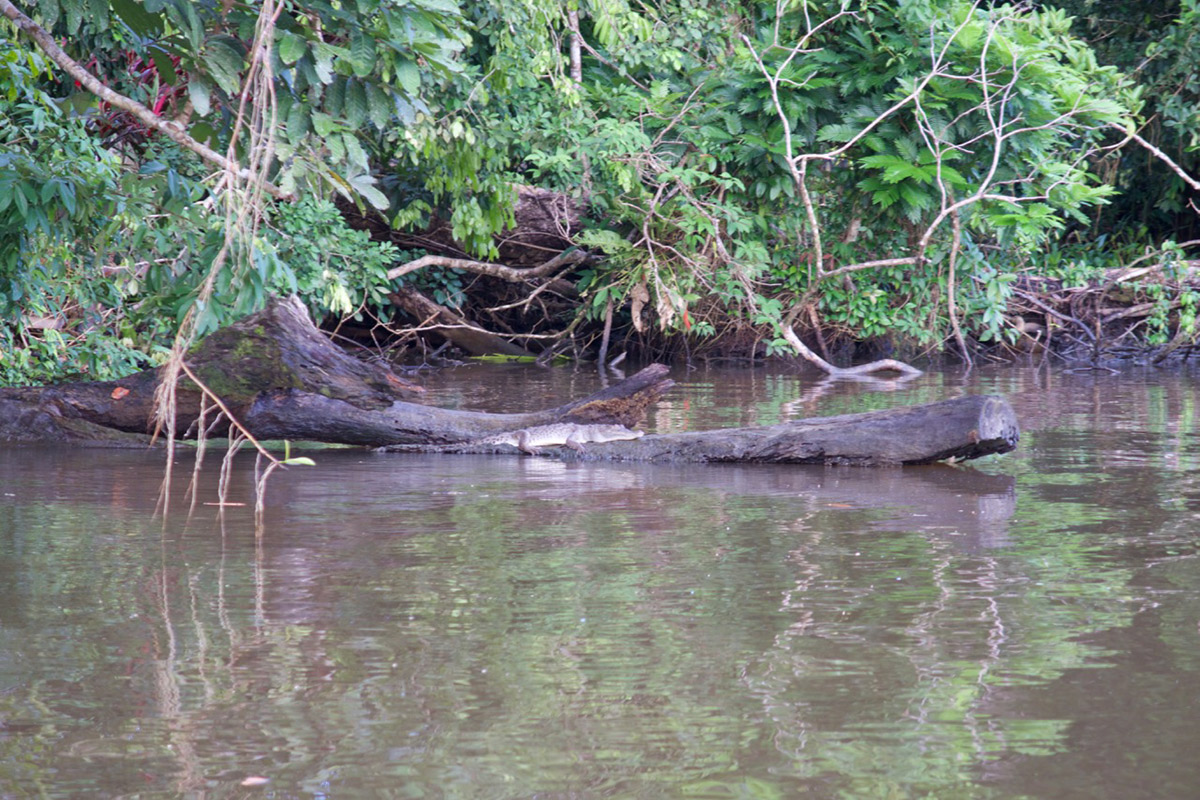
[2, 363, 1199, 798]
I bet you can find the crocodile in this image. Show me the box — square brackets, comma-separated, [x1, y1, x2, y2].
[473, 423, 645, 455]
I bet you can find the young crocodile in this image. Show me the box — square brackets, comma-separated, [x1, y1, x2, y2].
[475, 423, 644, 454]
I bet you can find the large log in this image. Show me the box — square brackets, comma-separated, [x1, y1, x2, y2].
[238, 361, 673, 445]
[0, 296, 672, 447]
[0, 296, 1019, 465]
[386, 394, 1020, 466]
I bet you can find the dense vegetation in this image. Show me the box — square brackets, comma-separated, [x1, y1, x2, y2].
[1, 0, 1197, 384]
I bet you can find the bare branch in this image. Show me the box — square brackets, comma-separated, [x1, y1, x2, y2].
[810, 256, 925, 281]
[386, 249, 588, 282]
[947, 204, 971, 364]
[1108, 123, 1200, 192]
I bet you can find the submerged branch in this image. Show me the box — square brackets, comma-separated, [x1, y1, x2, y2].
[781, 316, 924, 378]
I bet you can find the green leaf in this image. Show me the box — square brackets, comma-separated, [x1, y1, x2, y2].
[56, 180, 76, 215]
[698, 124, 732, 144]
[14, 183, 28, 217]
[179, 0, 204, 52]
[149, 47, 177, 86]
[87, 0, 109, 31]
[327, 78, 346, 116]
[395, 59, 420, 96]
[39, 0, 61, 28]
[365, 83, 391, 128]
[343, 133, 368, 169]
[935, 165, 968, 187]
[282, 456, 317, 467]
[204, 35, 246, 95]
[312, 42, 337, 84]
[898, 182, 933, 211]
[859, 154, 935, 184]
[345, 80, 368, 127]
[349, 29, 376, 77]
[189, 121, 216, 146]
[311, 112, 336, 137]
[277, 31, 307, 65]
[817, 123, 860, 143]
[64, 0, 84, 35]
[417, 0, 462, 13]
[286, 102, 310, 142]
[111, 0, 162, 35]
[188, 76, 212, 116]
[351, 175, 389, 210]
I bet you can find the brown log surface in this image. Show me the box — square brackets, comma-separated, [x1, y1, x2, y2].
[390, 394, 1019, 466]
[0, 297, 672, 447]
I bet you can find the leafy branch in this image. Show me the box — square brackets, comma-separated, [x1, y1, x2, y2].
[744, 0, 1134, 372]
[0, 0, 289, 199]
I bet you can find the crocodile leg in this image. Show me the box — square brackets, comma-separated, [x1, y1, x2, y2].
[516, 430, 541, 455]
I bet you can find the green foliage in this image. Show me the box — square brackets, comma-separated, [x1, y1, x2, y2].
[8, 0, 1188, 367]
[512, 0, 1139, 346]
[0, 41, 119, 297]
[1144, 282, 1172, 346]
[125, 196, 405, 340]
[1055, 0, 1199, 242]
[1179, 289, 1199, 339]
[0, 33, 406, 380]
[28, 0, 471, 214]
[0, 38, 158, 384]
[267, 198, 401, 322]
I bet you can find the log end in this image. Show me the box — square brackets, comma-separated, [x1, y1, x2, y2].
[907, 394, 1020, 465]
[978, 395, 1021, 451]
[560, 364, 675, 428]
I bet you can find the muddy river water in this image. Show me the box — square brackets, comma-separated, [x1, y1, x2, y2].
[1, 363, 1199, 798]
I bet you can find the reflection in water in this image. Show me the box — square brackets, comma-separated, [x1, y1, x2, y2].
[1, 364, 1199, 797]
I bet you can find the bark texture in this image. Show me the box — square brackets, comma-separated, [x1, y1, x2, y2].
[0, 297, 670, 447]
[389, 394, 1019, 466]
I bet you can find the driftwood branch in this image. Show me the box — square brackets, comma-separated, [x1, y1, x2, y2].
[384, 249, 590, 357]
[389, 286, 536, 358]
[781, 320, 924, 378]
[386, 248, 587, 283]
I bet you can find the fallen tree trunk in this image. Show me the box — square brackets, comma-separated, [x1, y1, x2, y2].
[0, 296, 1018, 464]
[237, 361, 673, 446]
[0, 296, 672, 447]
[386, 394, 1019, 466]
